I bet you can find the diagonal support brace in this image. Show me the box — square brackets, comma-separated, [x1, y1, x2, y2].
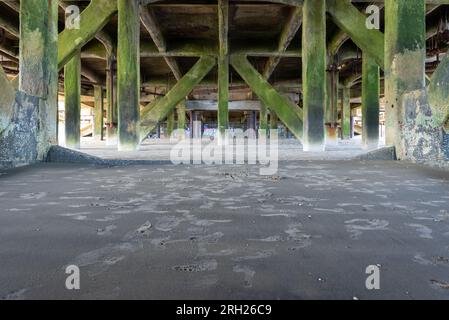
[230, 54, 303, 141]
[58, 0, 118, 70]
[140, 56, 216, 140]
[326, 0, 384, 69]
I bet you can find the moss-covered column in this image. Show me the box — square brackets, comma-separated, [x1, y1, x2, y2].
[94, 85, 104, 140]
[270, 112, 278, 130]
[342, 86, 351, 139]
[117, 0, 140, 151]
[64, 52, 81, 149]
[362, 52, 380, 149]
[218, 56, 229, 140]
[259, 102, 268, 132]
[167, 111, 175, 137]
[325, 63, 338, 146]
[385, 0, 425, 157]
[106, 57, 117, 145]
[19, 0, 48, 97]
[302, 0, 326, 151]
[177, 101, 186, 131]
[19, 0, 59, 158]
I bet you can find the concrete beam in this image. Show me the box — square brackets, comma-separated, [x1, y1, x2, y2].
[58, 2, 114, 57]
[58, 0, 117, 69]
[117, 0, 140, 151]
[302, 0, 326, 150]
[177, 101, 186, 130]
[326, 0, 385, 69]
[140, 5, 182, 80]
[230, 54, 303, 141]
[0, 65, 15, 134]
[263, 6, 302, 80]
[140, 56, 216, 140]
[19, 0, 50, 97]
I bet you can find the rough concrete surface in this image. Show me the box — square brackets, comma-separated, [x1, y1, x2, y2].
[1, 160, 449, 300]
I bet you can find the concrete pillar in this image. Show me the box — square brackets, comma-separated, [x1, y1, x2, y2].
[94, 85, 104, 140]
[193, 111, 202, 139]
[270, 112, 278, 130]
[106, 57, 117, 145]
[167, 111, 175, 137]
[259, 102, 268, 132]
[325, 63, 338, 146]
[362, 52, 380, 149]
[302, 0, 326, 151]
[64, 52, 81, 149]
[385, 0, 425, 157]
[177, 102, 186, 131]
[19, 0, 59, 157]
[117, 0, 140, 151]
[342, 86, 351, 140]
[218, 56, 229, 139]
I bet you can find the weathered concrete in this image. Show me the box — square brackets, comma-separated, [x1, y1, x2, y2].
[106, 57, 117, 146]
[259, 102, 268, 132]
[230, 55, 303, 140]
[140, 56, 216, 140]
[361, 52, 380, 149]
[1, 161, 449, 299]
[94, 86, 104, 140]
[64, 52, 81, 150]
[342, 86, 351, 140]
[176, 102, 186, 131]
[0, 92, 40, 168]
[58, 0, 117, 69]
[117, 0, 140, 151]
[302, 0, 325, 151]
[325, 61, 338, 146]
[326, 0, 384, 69]
[400, 89, 448, 165]
[166, 110, 175, 137]
[384, 0, 426, 157]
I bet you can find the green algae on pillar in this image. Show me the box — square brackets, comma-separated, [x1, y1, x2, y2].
[229, 55, 302, 140]
[117, 0, 140, 151]
[302, 0, 326, 151]
[177, 102, 186, 131]
[342, 86, 351, 140]
[42, 0, 59, 152]
[94, 85, 104, 140]
[167, 111, 175, 137]
[270, 112, 278, 130]
[259, 102, 268, 132]
[64, 52, 81, 149]
[384, 0, 425, 157]
[140, 56, 216, 140]
[106, 57, 117, 145]
[325, 63, 339, 146]
[218, 56, 229, 139]
[362, 52, 380, 149]
[19, 0, 48, 97]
